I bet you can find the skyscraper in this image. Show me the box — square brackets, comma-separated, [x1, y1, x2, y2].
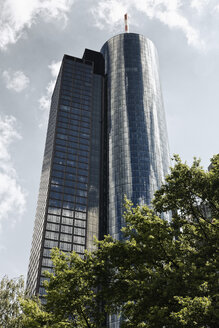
[26, 33, 169, 303]
[101, 33, 169, 241]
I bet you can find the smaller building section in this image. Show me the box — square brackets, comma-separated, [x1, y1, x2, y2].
[26, 51, 105, 298]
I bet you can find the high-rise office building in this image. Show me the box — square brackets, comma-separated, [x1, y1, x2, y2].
[101, 33, 169, 241]
[26, 33, 169, 305]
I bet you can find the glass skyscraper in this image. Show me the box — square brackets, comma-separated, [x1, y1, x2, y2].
[101, 33, 169, 242]
[26, 50, 105, 297]
[26, 33, 170, 310]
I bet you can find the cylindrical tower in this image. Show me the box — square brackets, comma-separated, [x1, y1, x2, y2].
[101, 33, 170, 241]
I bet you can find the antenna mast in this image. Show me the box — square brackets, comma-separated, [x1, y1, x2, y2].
[124, 13, 129, 33]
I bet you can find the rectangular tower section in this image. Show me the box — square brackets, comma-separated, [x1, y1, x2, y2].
[26, 52, 105, 297]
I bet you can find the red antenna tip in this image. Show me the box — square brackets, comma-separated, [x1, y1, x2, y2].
[124, 13, 129, 33]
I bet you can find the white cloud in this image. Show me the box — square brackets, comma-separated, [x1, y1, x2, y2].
[39, 80, 56, 112]
[91, 0, 127, 30]
[191, 0, 209, 14]
[0, 0, 74, 50]
[92, 0, 205, 49]
[0, 245, 6, 252]
[214, 4, 219, 13]
[154, 2, 204, 49]
[38, 60, 61, 127]
[0, 115, 26, 230]
[2, 70, 30, 92]
[48, 60, 62, 78]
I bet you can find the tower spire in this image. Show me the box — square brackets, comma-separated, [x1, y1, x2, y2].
[124, 13, 129, 33]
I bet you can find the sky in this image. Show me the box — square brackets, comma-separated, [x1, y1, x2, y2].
[0, 0, 219, 280]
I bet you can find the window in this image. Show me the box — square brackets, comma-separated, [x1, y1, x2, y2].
[39, 287, 46, 296]
[74, 227, 85, 236]
[45, 231, 59, 240]
[73, 235, 85, 244]
[53, 164, 65, 172]
[51, 184, 63, 193]
[65, 174, 76, 183]
[43, 249, 51, 257]
[47, 214, 60, 223]
[41, 267, 53, 275]
[81, 116, 90, 123]
[76, 190, 87, 197]
[78, 162, 88, 170]
[75, 196, 87, 205]
[50, 191, 62, 200]
[62, 209, 74, 217]
[44, 239, 58, 248]
[63, 194, 74, 202]
[61, 225, 73, 234]
[79, 144, 89, 151]
[78, 156, 88, 163]
[75, 211, 86, 219]
[73, 244, 85, 253]
[74, 201, 86, 211]
[77, 182, 87, 190]
[60, 234, 72, 242]
[51, 177, 64, 185]
[42, 258, 53, 267]
[62, 217, 74, 225]
[48, 207, 61, 215]
[52, 170, 64, 179]
[74, 219, 86, 228]
[56, 139, 67, 146]
[46, 222, 60, 232]
[78, 169, 88, 176]
[66, 160, 76, 167]
[40, 277, 49, 286]
[67, 153, 77, 161]
[49, 199, 62, 208]
[55, 145, 67, 153]
[78, 150, 88, 157]
[77, 175, 88, 183]
[60, 105, 71, 112]
[60, 242, 71, 251]
[55, 151, 66, 159]
[62, 201, 74, 210]
[65, 166, 76, 174]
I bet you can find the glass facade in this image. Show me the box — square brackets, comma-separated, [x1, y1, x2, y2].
[101, 33, 169, 328]
[101, 33, 169, 242]
[27, 34, 170, 324]
[26, 51, 105, 297]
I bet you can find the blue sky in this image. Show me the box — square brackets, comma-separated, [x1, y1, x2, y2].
[0, 0, 219, 279]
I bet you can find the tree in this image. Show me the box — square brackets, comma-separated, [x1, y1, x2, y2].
[0, 275, 24, 328]
[21, 250, 105, 328]
[21, 155, 219, 327]
[92, 155, 219, 327]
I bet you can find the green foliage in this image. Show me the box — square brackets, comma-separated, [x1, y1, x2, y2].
[21, 297, 54, 328]
[170, 296, 212, 327]
[21, 155, 219, 328]
[21, 250, 105, 328]
[0, 275, 24, 328]
[92, 155, 219, 327]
